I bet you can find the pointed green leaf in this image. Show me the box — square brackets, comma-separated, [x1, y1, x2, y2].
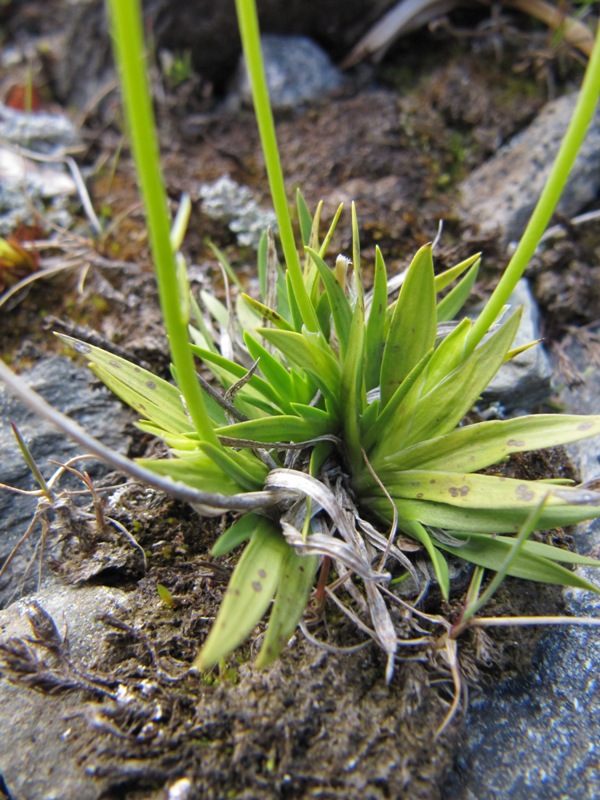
[194, 521, 289, 669]
[383, 414, 600, 473]
[341, 298, 366, 468]
[351, 202, 362, 303]
[189, 295, 218, 354]
[200, 289, 230, 328]
[211, 513, 263, 557]
[504, 339, 541, 363]
[257, 229, 269, 300]
[305, 246, 353, 357]
[434, 252, 481, 293]
[318, 202, 344, 259]
[400, 518, 449, 599]
[256, 550, 319, 667]
[216, 413, 331, 443]
[365, 246, 388, 391]
[137, 454, 244, 495]
[364, 487, 600, 534]
[190, 345, 283, 412]
[315, 291, 332, 340]
[258, 327, 340, 405]
[377, 309, 521, 456]
[290, 402, 333, 426]
[459, 494, 550, 625]
[10, 423, 50, 495]
[437, 533, 600, 592]
[296, 188, 314, 248]
[206, 241, 244, 291]
[286, 271, 304, 331]
[380, 469, 590, 511]
[360, 397, 380, 435]
[241, 294, 294, 331]
[500, 536, 600, 567]
[436, 261, 479, 322]
[200, 442, 268, 491]
[422, 316, 471, 393]
[362, 349, 433, 454]
[380, 244, 436, 406]
[235, 289, 265, 334]
[244, 332, 304, 408]
[57, 334, 193, 434]
[137, 423, 202, 451]
[274, 266, 292, 324]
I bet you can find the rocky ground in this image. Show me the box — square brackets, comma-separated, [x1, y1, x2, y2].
[0, 2, 600, 799]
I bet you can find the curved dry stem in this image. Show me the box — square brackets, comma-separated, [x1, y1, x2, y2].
[469, 614, 600, 628]
[0, 359, 285, 513]
[435, 637, 464, 738]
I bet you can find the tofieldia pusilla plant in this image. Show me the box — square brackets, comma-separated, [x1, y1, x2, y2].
[1, 0, 600, 686]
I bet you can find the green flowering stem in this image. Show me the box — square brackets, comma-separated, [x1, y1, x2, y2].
[234, 0, 319, 332]
[466, 20, 600, 356]
[106, 0, 219, 445]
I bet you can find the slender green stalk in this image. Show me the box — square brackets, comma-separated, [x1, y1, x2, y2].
[465, 20, 600, 355]
[234, 0, 319, 332]
[454, 495, 547, 634]
[106, 0, 219, 445]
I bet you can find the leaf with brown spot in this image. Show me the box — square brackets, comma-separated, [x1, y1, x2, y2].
[194, 518, 289, 670]
[375, 414, 600, 474]
[256, 547, 319, 668]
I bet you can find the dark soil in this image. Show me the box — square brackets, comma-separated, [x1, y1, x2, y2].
[1, 3, 599, 799]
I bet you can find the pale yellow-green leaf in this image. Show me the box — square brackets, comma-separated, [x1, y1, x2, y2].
[194, 521, 289, 670]
[364, 246, 388, 391]
[380, 244, 436, 406]
[211, 513, 263, 557]
[216, 413, 330, 443]
[341, 298, 366, 467]
[372, 310, 521, 460]
[258, 327, 340, 405]
[436, 260, 479, 322]
[305, 246, 353, 358]
[256, 549, 319, 667]
[57, 333, 192, 434]
[434, 252, 481, 293]
[383, 470, 593, 510]
[437, 533, 600, 593]
[200, 441, 268, 491]
[381, 414, 600, 474]
[364, 489, 600, 534]
[137, 453, 245, 495]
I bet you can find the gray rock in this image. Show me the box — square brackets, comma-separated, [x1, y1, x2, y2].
[0, 104, 79, 154]
[0, 584, 130, 800]
[56, 0, 371, 109]
[0, 104, 78, 234]
[198, 174, 277, 248]
[0, 356, 134, 606]
[479, 278, 554, 411]
[231, 34, 343, 109]
[459, 92, 600, 246]
[443, 332, 600, 800]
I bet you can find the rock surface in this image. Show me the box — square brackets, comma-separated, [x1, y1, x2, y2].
[0, 584, 130, 800]
[56, 0, 376, 108]
[231, 34, 343, 109]
[479, 278, 554, 411]
[0, 356, 134, 606]
[198, 174, 277, 248]
[0, 104, 77, 234]
[459, 92, 600, 246]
